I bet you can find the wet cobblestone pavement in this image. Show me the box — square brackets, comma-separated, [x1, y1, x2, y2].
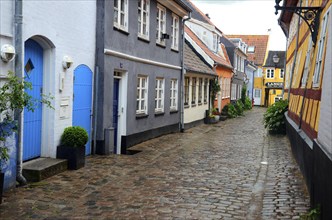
[0, 107, 310, 219]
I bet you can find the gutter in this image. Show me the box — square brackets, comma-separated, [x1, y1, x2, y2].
[14, 0, 27, 186]
[180, 12, 192, 132]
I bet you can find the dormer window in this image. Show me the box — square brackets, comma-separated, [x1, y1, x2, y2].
[247, 46, 255, 53]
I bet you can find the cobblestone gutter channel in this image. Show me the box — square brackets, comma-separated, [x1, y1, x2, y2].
[0, 108, 309, 219]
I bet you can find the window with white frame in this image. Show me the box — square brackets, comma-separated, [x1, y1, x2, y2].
[155, 78, 164, 112]
[301, 38, 313, 87]
[191, 78, 197, 105]
[247, 46, 255, 53]
[171, 14, 179, 50]
[254, 89, 261, 98]
[138, 0, 150, 39]
[213, 34, 218, 52]
[266, 69, 274, 78]
[136, 76, 148, 114]
[313, 8, 330, 87]
[170, 79, 178, 111]
[222, 78, 231, 98]
[198, 78, 203, 104]
[156, 5, 166, 45]
[114, 0, 128, 31]
[231, 83, 237, 100]
[238, 85, 242, 99]
[280, 69, 284, 79]
[203, 78, 208, 103]
[184, 77, 189, 105]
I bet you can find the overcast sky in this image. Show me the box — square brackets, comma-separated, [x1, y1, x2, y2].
[191, 0, 287, 51]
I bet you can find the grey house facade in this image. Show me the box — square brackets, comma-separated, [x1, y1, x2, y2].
[95, 0, 190, 154]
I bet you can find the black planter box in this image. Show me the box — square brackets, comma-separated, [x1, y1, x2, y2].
[56, 145, 85, 170]
[0, 172, 4, 204]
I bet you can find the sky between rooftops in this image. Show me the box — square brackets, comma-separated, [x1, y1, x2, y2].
[191, 0, 287, 51]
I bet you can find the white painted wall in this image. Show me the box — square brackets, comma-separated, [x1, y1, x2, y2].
[0, 1, 15, 76]
[184, 73, 213, 124]
[317, 11, 332, 158]
[1, 1, 96, 158]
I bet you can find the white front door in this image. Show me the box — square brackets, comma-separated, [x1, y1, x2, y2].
[254, 89, 261, 106]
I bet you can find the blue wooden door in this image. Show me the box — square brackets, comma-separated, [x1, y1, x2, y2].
[73, 65, 93, 155]
[23, 39, 43, 161]
[113, 79, 120, 153]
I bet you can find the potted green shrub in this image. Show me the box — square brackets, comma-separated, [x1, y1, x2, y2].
[57, 126, 88, 170]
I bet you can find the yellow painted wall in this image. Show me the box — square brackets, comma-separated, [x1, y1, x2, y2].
[283, 0, 331, 136]
[262, 67, 284, 106]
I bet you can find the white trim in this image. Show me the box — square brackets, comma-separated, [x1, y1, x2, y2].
[171, 13, 180, 51]
[113, 0, 128, 32]
[104, 49, 181, 70]
[155, 77, 164, 112]
[138, 0, 150, 40]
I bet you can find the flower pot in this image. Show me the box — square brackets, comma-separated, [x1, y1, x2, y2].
[56, 145, 85, 170]
[214, 115, 220, 121]
[0, 172, 4, 204]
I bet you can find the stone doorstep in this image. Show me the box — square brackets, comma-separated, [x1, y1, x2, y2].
[22, 158, 68, 182]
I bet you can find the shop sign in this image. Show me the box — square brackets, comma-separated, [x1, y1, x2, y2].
[265, 82, 283, 88]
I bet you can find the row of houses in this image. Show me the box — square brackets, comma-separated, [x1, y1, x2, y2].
[276, 0, 332, 219]
[1, 0, 282, 190]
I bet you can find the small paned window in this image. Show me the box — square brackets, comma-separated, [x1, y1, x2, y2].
[136, 76, 148, 114]
[198, 78, 203, 104]
[266, 69, 274, 79]
[171, 14, 179, 50]
[191, 78, 197, 105]
[156, 5, 166, 45]
[170, 79, 178, 111]
[114, 0, 128, 31]
[155, 78, 164, 112]
[138, 0, 150, 39]
[184, 77, 190, 106]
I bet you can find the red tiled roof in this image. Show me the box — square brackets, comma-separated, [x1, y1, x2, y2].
[226, 35, 269, 66]
[185, 26, 233, 69]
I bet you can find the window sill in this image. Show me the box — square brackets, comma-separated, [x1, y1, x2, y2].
[191, 104, 196, 107]
[171, 48, 179, 53]
[138, 36, 150, 43]
[184, 105, 189, 109]
[113, 26, 129, 35]
[170, 110, 178, 114]
[136, 113, 148, 119]
[154, 111, 165, 117]
[156, 42, 166, 48]
[198, 102, 202, 106]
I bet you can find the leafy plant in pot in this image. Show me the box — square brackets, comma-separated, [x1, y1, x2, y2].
[0, 71, 53, 203]
[57, 126, 88, 170]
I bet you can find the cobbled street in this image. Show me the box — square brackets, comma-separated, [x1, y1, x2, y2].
[0, 108, 309, 219]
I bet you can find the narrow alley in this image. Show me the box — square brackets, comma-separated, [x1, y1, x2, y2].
[0, 108, 309, 219]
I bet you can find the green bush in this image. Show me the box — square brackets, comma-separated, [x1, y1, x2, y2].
[221, 104, 229, 115]
[244, 96, 252, 110]
[235, 100, 244, 116]
[60, 126, 88, 147]
[241, 85, 247, 105]
[263, 99, 288, 134]
[227, 104, 238, 118]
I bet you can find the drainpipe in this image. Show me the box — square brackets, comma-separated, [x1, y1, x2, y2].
[180, 12, 191, 133]
[14, 0, 27, 186]
[92, 66, 99, 155]
[287, 1, 302, 101]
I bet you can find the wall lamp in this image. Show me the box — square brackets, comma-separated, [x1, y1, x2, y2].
[62, 55, 73, 69]
[274, 0, 321, 45]
[1, 44, 16, 63]
[273, 54, 280, 66]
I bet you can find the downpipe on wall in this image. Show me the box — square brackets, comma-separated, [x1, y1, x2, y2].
[180, 12, 191, 133]
[14, 0, 27, 186]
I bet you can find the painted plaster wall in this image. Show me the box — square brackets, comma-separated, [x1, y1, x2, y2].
[0, 1, 15, 75]
[245, 67, 255, 100]
[104, 56, 181, 136]
[317, 11, 332, 157]
[97, 0, 186, 142]
[22, 1, 96, 157]
[184, 73, 212, 124]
